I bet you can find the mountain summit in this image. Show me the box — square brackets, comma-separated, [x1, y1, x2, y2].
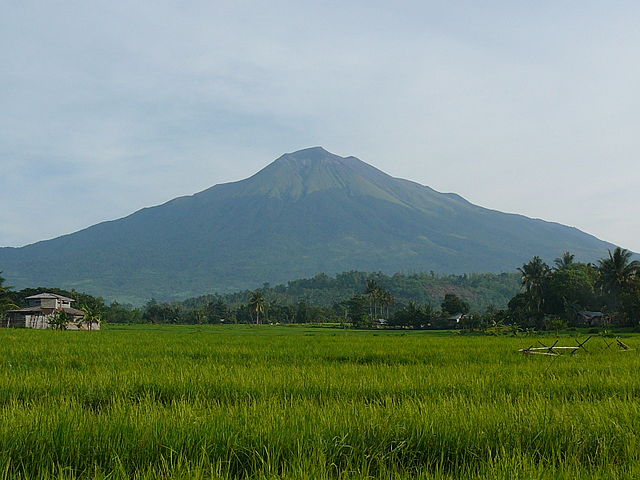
[225, 147, 401, 200]
[0, 147, 617, 302]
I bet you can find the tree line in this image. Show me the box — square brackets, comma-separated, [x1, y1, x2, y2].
[1, 248, 639, 330]
[0, 273, 472, 328]
[506, 248, 640, 329]
[187, 270, 520, 312]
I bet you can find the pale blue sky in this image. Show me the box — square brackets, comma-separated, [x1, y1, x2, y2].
[2, 1, 639, 252]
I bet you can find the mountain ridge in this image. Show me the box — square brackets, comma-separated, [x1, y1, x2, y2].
[0, 147, 619, 304]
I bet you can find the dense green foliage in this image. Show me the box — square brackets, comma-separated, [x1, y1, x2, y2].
[3, 246, 640, 331]
[47, 309, 72, 330]
[440, 293, 470, 315]
[0, 325, 639, 479]
[0, 147, 616, 304]
[0, 272, 18, 317]
[186, 270, 521, 313]
[508, 248, 640, 328]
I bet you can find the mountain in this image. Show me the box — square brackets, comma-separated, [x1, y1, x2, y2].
[0, 147, 618, 304]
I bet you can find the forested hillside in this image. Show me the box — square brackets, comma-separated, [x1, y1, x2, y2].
[182, 270, 521, 312]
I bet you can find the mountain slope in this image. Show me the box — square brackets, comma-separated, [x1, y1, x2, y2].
[0, 147, 618, 303]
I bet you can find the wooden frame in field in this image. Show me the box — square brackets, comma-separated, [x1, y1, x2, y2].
[519, 337, 592, 356]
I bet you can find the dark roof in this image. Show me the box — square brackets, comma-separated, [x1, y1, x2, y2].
[25, 293, 75, 302]
[6, 306, 85, 316]
[7, 306, 47, 313]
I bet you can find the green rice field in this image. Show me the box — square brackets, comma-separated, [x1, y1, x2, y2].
[0, 325, 639, 479]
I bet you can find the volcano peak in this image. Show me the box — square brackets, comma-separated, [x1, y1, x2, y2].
[0, 148, 617, 302]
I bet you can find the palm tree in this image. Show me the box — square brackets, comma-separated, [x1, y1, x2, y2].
[597, 248, 640, 301]
[248, 290, 266, 324]
[0, 273, 18, 319]
[365, 280, 381, 318]
[48, 309, 71, 330]
[518, 256, 550, 314]
[380, 289, 394, 319]
[554, 251, 575, 270]
[80, 304, 101, 330]
[0, 272, 11, 294]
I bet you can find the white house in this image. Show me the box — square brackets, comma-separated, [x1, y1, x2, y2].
[3, 293, 99, 330]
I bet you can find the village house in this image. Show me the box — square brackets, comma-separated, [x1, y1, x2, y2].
[3, 293, 99, 330]
[577, 310, 609, 327]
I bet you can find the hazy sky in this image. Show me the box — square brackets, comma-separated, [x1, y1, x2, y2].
[2, 1, 639, 252]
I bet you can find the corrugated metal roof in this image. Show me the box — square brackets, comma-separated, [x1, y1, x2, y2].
[25, 293, 76, 302]
[7, 306, 85, 316]
[7, 306, 47, 313]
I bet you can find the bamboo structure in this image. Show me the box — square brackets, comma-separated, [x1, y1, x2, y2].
[519, 336, 634, 356]
[519, 337, 591, 356]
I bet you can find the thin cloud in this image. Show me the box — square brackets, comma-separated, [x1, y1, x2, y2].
[1, 1, 639, 251]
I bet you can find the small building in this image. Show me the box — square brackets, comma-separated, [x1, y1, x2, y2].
[374, 318, 388, 328]
[3, 293, 99, 330]
[577, 311, 608, 327]
[425, 312, 466, 330]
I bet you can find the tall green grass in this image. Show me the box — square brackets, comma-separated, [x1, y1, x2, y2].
[0, 325, 638, 478]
